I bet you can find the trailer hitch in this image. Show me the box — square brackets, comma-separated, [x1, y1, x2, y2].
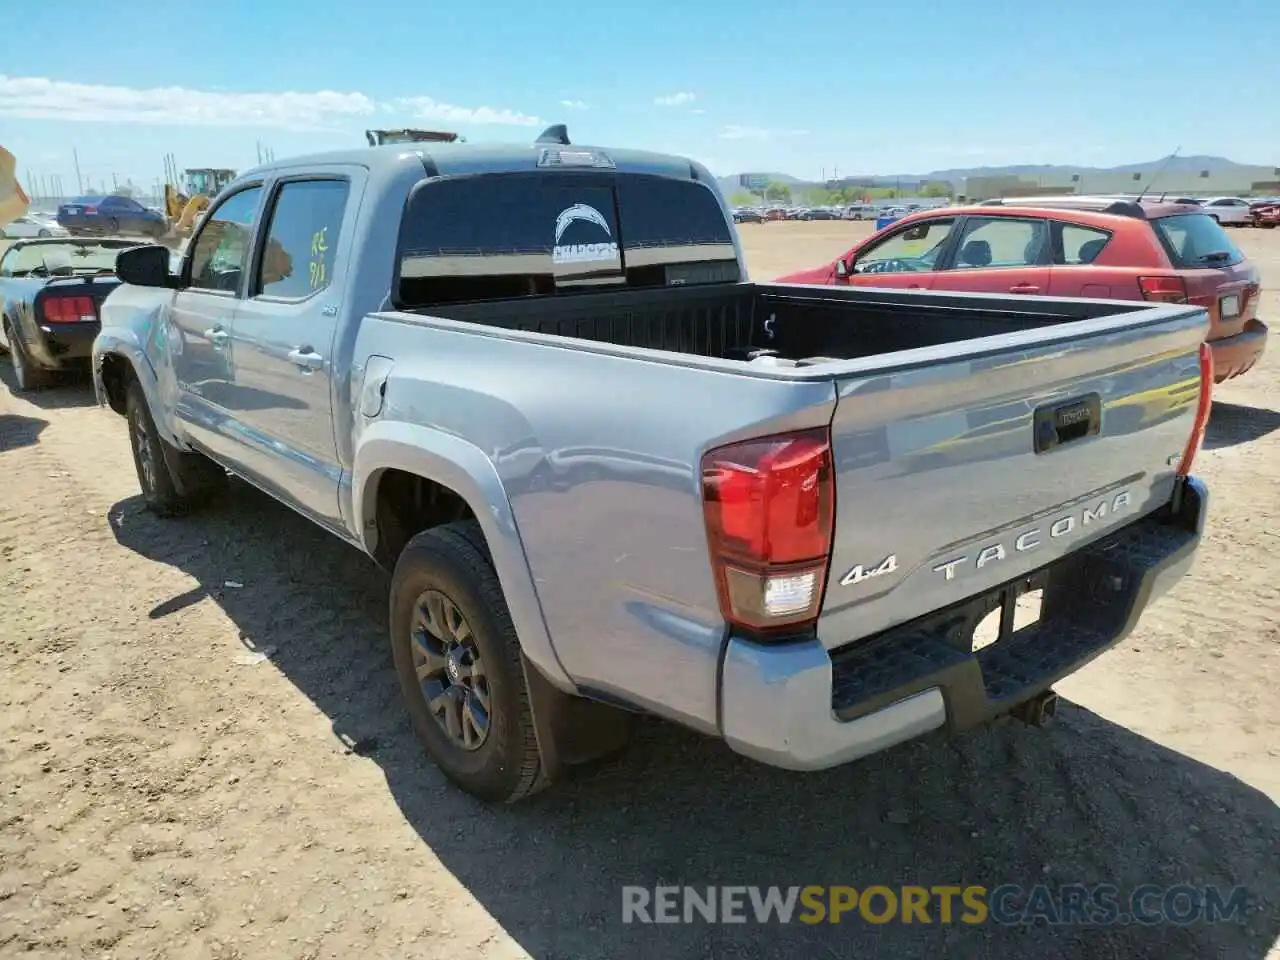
[1010, 689, 1058, 727]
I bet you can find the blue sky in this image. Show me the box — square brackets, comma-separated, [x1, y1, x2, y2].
[2, 0, 1277, 194]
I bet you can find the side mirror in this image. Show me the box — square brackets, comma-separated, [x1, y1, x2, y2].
[116, 244, 177, 288]
[834, 259, 850, 278]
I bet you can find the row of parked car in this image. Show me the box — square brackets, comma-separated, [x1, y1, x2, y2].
[732, 201, 940, 224]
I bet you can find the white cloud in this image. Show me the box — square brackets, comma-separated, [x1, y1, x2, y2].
[0, 75, 376, 129]
[558, 99, 588, 110]
[0, 75, 540, 130]
[718, 124, 809, 141]
[690, 108, 706, 115]
[654, 92, 696, 107]
[393, 96, 540, 127]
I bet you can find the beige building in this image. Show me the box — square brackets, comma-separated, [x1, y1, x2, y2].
[958, 165, 1280, 202]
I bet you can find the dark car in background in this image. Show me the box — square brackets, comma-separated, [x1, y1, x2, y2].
[732, 208, 765, 223]
[1249, 198, 1280, 228]
[0, 237, 138, 391]
[56, 194, 166, 239]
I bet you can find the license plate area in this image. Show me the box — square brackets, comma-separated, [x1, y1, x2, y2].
[1220, 294, 1240, 319]
[972, 584, 1044, 651]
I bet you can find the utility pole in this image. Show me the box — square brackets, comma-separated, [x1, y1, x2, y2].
[73, 147, 83, 194]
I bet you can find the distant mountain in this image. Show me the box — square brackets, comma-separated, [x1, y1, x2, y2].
[918, 155, 1247, 183]
[720, 155, 1262, 192]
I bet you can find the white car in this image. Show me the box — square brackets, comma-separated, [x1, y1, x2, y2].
[1, 213, 68, 238]
[1198, 197, 1252, 225]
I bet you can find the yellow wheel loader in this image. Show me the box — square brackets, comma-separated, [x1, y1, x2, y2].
[159, 167, 237, 248]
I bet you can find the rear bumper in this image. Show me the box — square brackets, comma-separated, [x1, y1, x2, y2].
[719, 476, 1207, 771]
[1210, 318, 1267, 382]
[27, 322, 100, 369]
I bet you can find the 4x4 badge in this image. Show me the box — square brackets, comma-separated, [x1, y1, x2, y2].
[841, 555, 898, 587]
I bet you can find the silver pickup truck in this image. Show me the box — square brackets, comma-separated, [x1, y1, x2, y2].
[92, 128, 1213, 803]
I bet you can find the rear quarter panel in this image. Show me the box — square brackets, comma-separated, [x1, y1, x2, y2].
[351, 313, 838, 733]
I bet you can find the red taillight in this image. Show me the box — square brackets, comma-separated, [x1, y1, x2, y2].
[1139, 276, 1188, 304]
[701, 427, 835, 633]
[42, 295, 96, 323]
[83, 206, 98, 215]
[1177, 342, 1213, 478]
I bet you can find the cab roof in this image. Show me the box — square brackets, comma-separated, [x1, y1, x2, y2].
[236, 137, 707, 185]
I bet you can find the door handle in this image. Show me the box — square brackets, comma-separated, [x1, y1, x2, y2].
[1009, 284, 1040, 294]
[204, 326, 230, 346]
[287, 346, 325, 371]
[907, 284, 922, 289]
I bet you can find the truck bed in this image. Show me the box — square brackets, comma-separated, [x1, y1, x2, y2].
[411, 282, 1152, 365]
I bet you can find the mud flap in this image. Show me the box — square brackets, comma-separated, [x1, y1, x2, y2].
[157, 437, 226, 498]
[522, 655, 633, 780]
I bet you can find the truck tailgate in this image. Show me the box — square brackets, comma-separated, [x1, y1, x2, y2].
[818, 303, 1207, 649]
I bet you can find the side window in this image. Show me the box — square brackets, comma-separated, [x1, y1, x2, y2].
[253, 180, 350, 299]
[948, 217, 1047, 270]
[1057, 224, 1112, 265]
[188, 186, 263, 294]
[852, 218, 955, 275]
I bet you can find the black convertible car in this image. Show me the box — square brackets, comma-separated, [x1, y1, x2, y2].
[0, 237, 139, 391]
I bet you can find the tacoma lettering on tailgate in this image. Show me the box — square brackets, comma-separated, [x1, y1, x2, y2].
[932, 490, 1133, 582]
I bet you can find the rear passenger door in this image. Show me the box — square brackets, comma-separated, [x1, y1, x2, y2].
[223, 171, 360, 528]
[1046, 222, 1115, 298]
[930, 216, 1050, 295]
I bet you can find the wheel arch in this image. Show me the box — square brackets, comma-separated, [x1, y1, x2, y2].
[353, 420, 574, 692]
[91, 332, 183, 445]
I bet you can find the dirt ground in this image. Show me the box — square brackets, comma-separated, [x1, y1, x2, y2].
[1, 223, 1278, 960]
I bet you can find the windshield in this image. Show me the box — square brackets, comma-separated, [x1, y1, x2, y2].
[1152, 213, 1245, 268]
[0, 239, 138, 277]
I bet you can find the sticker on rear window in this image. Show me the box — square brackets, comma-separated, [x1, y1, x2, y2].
[552, 202, 619, 265]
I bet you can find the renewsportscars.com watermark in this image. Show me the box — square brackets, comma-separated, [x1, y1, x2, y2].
[621, 884, 1248, 926]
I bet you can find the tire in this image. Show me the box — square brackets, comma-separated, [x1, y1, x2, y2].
[389, 520, 546, 803]
[108, 217, 120, 234]
[7, 326, 54, 392]
[125, 381, 224, 515]
[38, 229, 50, 238]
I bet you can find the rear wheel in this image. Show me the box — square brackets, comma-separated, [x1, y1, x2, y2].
[389, 520, 546, 803]
[125, 381, 225, 515]
[6, 327, 54, 392]
[37, 228, 50, 238]
[108, 217, 120, 234]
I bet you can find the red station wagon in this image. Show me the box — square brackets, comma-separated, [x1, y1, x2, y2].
[777, 197, 1267, 382]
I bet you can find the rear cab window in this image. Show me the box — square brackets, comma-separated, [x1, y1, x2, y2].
[395, 173, 738, 308]
[1151, 214, 1245, 268]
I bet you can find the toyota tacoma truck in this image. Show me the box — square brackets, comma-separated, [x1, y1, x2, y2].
[91, 127, 1212, 803]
